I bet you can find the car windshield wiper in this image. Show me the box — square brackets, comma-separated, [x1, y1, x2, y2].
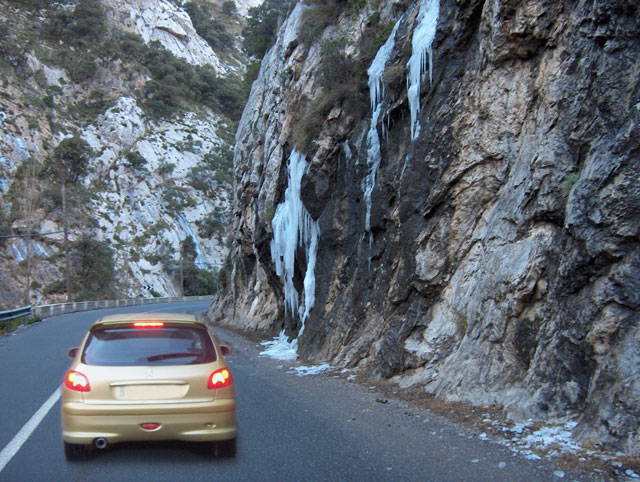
[146, 352, 198, 362]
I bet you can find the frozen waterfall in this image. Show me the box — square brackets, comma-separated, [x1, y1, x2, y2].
[407, 0, 439, 140]
[270, 150, 321, 337]
[176, 213, 209, 268]
[363, 19, 402, 235]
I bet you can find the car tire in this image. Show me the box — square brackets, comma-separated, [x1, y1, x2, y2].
[63, 441, 89, 461]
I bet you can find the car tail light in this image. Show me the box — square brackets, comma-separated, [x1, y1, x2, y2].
[140, 423, 161, 431]
[64, 370, 90, 392]
[208, 368, 232, 389]
[133, 321, 164, 328]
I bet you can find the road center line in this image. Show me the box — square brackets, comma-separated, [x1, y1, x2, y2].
[0, 388, 61, 473]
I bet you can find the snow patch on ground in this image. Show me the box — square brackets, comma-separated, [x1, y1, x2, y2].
[259, 334, 333, 376]
[518, 421, 582, 453]
[288, 364, 333, 377]
[256, 338, 639, 479]
[471, 415, 639, 478]
[259, 331, 299, 361]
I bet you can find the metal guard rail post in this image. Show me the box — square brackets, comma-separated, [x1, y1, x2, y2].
[0, 305, 32, 334]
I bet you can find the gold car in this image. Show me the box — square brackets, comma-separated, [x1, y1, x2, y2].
[61, 313, 236, 460]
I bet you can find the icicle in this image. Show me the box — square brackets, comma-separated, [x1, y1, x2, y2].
[343, 140, 352, 169]
[407, 0, 439, 141]
[363, 19, 402, 234]
[270, 150, 321, 340]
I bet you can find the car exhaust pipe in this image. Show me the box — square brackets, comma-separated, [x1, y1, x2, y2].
[94, 438, 108, 450]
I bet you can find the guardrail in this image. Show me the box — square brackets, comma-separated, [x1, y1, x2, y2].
[0, 305, 32, 334]
[1, 296, 214, 335]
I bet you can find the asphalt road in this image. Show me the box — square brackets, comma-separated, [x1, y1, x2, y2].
[0, 302, 591, 481]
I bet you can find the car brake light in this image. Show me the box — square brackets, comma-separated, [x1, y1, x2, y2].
[208, 368, 232, 389]
[140, 423, 161, 431]
[64, 370, 90, 392]
[133, 321, 164, 328]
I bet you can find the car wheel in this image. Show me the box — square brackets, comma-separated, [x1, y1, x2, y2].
[215, 438, 236, 458]
[63, 441, 89, 461]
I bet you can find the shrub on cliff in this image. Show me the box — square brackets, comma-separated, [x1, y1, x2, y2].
[71, 236, 116, 300]
[7, 0, 49, 10]
[46, 0, 105, 46]
[293, 37, 368, 152]
[44, 236, 116, 300]
[184, 1, 233, 51]
[182, 264, 217, 296]
[0, 21, 25, 68]
[299, 0, 367, 45]
[243, 0, 291, 58]
[46, 136, 93, 185]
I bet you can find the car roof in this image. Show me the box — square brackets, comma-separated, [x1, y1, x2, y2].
[92, 313, 205, 329]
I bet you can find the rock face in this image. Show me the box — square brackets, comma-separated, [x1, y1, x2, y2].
[212, 0, 640, 454]
[83, 97, 231, 297]
[103, 0, 226, 70]
[0, 0, 235, 305]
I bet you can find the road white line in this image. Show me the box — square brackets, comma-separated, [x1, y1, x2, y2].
[0, 388, 61, 473]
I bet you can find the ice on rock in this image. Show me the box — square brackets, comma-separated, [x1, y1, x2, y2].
[270, 150, 320, 339]
[407, 0, 440, 140]
[363, 19, 401, 234]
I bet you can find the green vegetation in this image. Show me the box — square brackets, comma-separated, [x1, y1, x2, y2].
[561, 172, 581, 189]
[184, 1, 233, 51]
[0, 315, 40, 336]
[300, 3, 338, 45]
[160, 238, 214, 296]
[318, 36, 353, 86]
[293, 36, 368, 152]
[158, 161, 176, 176]
[4, 2, 247, 123]
[45, 0, 106, 47]
[124, 151, 148, 171]
[290, 4, 401, 154]
[182, 263, 217, 296]
[126, 39, 245, 120]
[2, 0, 246, 303]
[187, 166, 214, 192]
[0, 20, 25, 69]
[299, 0, 367, 45]
[71, 88, 116, 123]
[6, 0, 50, 8]
[242, 0, 291, 58]
[203, 144, 233, 180]
[44, 235, 116, 300]
[0, 207, 10, 246]
[162, 186, 196, 212]
[196, 208, 229, 240]
[243, 60, 262, 95]
[70, 235, 116, 300]
[46, 136, 94, 184]
[222, 1, 237, 17]
[293, 95, 332, 152]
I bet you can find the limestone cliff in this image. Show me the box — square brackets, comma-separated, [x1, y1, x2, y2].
[0, 0, 240, 305]
[212, 0, 640, 454]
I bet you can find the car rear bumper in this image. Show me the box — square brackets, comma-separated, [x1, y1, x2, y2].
[62, 399, 236, 445]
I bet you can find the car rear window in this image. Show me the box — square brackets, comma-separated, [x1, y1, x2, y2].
[82, 326, 217, 366]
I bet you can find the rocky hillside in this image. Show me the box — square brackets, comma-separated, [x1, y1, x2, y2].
[211, 0, 640, 455]
[0, 0, 252, 306]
